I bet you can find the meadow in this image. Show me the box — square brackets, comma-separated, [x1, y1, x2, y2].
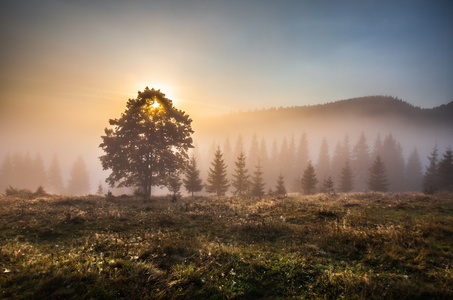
[1, 192, 452, 299]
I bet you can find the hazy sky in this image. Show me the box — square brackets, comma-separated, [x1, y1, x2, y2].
[1, 1, 452, 153]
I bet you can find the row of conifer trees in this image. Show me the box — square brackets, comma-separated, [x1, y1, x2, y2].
[182, 132, 452, 196]
[0, 153, 91, 196]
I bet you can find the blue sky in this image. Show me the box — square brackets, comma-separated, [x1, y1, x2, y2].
[1, 0, 452, 127]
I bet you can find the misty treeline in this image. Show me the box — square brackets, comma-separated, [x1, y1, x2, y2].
[0, 153, 91, 196]
[191, 132, 453, 196]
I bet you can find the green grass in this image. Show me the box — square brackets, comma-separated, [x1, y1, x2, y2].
[1, 193, 452, 299]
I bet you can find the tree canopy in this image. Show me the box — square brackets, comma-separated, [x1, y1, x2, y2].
[99, 87, 193, 198]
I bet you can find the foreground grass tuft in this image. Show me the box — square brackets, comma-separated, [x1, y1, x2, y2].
[1, 193, 452, 299]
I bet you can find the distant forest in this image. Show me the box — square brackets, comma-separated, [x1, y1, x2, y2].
[0, 153, 90, 196]
[1, 96, 452, 196]
[196, 131, 452, 195]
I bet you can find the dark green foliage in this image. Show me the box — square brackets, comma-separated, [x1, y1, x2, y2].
[205, 147, 229, 196]
[231, 152, 250, 196]
[183, 155, 203, 196]
[274, 173, 287, 196]
[99, 87, 194, 198]
[368, 156, 388, 192]
[438, 147, 453, 191]
[250, 159, 265, 198]
[301, 161, 317, 194]
[339, 160, 353, 193]
[167, 174, 182, 197]
[423, 145, 439, 194]
[34, 186, 47, 196]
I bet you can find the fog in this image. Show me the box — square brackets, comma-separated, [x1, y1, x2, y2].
[1, 95, 452, 196]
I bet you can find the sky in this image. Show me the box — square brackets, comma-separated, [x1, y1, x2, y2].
[1, 0, 453, 184]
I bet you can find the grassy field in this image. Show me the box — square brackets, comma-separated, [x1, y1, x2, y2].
[1, 192, 452, 299]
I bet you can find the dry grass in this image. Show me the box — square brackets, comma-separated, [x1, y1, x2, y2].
[1, 192, 452, 299]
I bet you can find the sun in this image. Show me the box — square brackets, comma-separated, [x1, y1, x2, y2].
[131, 81, 178, 103]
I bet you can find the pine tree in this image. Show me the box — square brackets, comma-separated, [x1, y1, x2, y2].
[231, 152, 250, 196]
[405, 148, 422, 192]
[96, 182, 104, 196]
[248, 134, 260, 171]
[380, 134, 405, 191]
[301, 161, 317, 195]
[339, 160, 353, 193]
[351, 132, 370, 191]
[0, 154, 14, 192]
[47, 154, 65, 194]
[67, 156, 90, 196]
[321, 176, 335, 195]
[295, 132, 309, 175]
[250, 159, 265, 198]
[183, 155, 203, 196]
[368, 156, 388, 192]
[423, 145, 439, 194]
[205, 147, 229, 196]
[275, 173, 287, 197]
[438, 147, 453, 191]
[167, 174, 182, 197]
[31, 153, 48, 190]
[315, 138, 330, 180]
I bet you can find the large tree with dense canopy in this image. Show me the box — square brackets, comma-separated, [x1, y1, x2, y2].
[99, 87, 193, 198]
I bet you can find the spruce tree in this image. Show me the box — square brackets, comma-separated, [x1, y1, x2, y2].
[321, 176, 335, 195]
[205, 147, 229, 196]
[423, 145, 439, 194]
[67, 156, 90, 196]
[47, 154, 65, 194]
[368, 156, 388, 192]
[250, 159, 265, 198]
[183, 155, 203, 196]
[339, 160, 353, 193]
[301, 161, 317, 195]
[315, 138, 330, 180]
[275, 173, 287, 197]
[167, 174, 182, 198]
[231, 151, 250, 196]
[351, 132, 370, 191]
[438, 147, 453, 191]
[405, 148, 422, 192]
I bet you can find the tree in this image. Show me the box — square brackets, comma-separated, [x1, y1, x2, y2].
[339, 160, 353, 193]
[321, 176, 335, 195]
[250, 158, 265, 198]
[315, 138, 330, 181]
[206, 147, 229, 196]
[301, 161, 317, 195]
[0, 154, 14, 192]
[67, 156, 90, 196]
[368, 156, 388, 192]
[167, 174, 182, 198]
[47, 154, 65, 194]
[231, 151, 250, 196]
[96, 182, 104, 196]
[99, 87, 193, 199]
[438, 147, 453, 191]
[31, 153, 48, 190]
[331, 135, 350, 184]
[423, 145, 439, 194]
[351, 132, 370, 191]
[275, 173, 287, 197]
[405, 148, 422, 192]
[380, 134, 405, 191]
[183, 155, 203, 196]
